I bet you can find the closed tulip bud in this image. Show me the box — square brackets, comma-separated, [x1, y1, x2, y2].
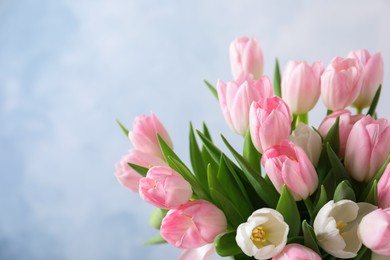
[272, 244, 321, 260]
[344, 116, 390, 182]
[321, 57, 363, 111]
[318, 110, 364, 157]
[281, 60, 324, 114]
[230, 36, 264, 80]
[160, 200, 227, 249]
[115, 150, 166, 192]
[261, 140, 318, 200]
[128, 113, 173, 158]
[348, 49, 384, 109]
[358, 208, 390, 256]
[290, 122, 322, 166]
[139, 166, 192, 209]
[378, 164, 390, 209]
[250, 96, 291, 153]
[217, 74, 273, 136]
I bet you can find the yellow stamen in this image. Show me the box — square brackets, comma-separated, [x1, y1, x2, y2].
[336, 220, 348, 237]
[250, 225, 267, 247]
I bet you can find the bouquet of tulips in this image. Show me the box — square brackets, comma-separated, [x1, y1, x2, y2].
[115, 37, 390, 260]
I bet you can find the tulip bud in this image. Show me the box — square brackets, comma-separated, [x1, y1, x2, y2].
[230, 36, 264, 80]
[217, 74, 273, 136]
[128, 113, 173, 158]
[261, 140, 318, 200]
[139, 166, 192, 209]
[344, 116, 390, 182]
[160, 200, 227, 249]
[378, 164, 390, 209]
[114, 150, 166, 192]
[272, 244, 321, 260]
[348, 49, 384, 109]
[321, 56, 363, 111]
[318, 110, 364, 157]
[281, 60, 324, 114]
[249, 96, 292, 154]
[290, 122, 322, 166]
[358, 208, 390, 256]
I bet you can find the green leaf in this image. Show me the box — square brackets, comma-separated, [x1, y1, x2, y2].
[211, 188, 246, 228]
[128, 162, 148, 177]
[273, 58, 282, 97]
[144, 234, 166, 245]
[333, 181, 356, 202]
[207, 164, 223, 208]
[302, 220, 321, 255]
[312, 185, 328, 219]
[149, 208, 168, 229]
[276, 185, 300, 237]
[204, 80, 218, 100]
[189, 123, 207, 188]
[363, 180, 378, 205]
[197, 130, 222, 164]
[367, 85, 381, 117]
[360, 157, 390, 200]
[326, 143, 352, 183]
[323, 117, 340, 155]
[243, 129, 261, 172]
[322, 170, 338, 199]
[232, 253, 253, 260]
[214, 231, 242, 257]
[355, 245, 371, 260]
[116, 119, 129, 137]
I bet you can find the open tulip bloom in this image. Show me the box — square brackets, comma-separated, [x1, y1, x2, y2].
[115, 37, 390, 259]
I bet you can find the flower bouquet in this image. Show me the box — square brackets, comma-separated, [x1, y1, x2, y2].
[115, 37, 390, 259]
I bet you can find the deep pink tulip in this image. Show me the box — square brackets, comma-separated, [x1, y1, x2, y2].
[348, 49, 384, 109]
[321, 57, 363, 111]
[318, 110, 364, 157]
[114, 150, 166, 192]
[217, 74, 273, 136]
[358, 208, 390, 256]
[160, 200, 227, 249]
[250, 96, 292, 153]
[345, 116, 390, 182]
[128, 113, 173, 158]
[139, 166, 192, 209]
[272, 244, 321, 260]
[378, 164, 390, 209]
[230, 36, 264, 80]
[281, 60, 324, 114]
[261, 140, 318, 200]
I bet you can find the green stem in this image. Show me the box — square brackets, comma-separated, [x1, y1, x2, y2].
[296, 113, 308, 126]
[291, 114, 298, 132]
[304, 198, 314, 217]
[356, 107, 363, 114]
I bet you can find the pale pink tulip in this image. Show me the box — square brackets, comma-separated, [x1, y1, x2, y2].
[139, 166, 192, 209]
[114, 150, 166, 192]
[128, 113, 173, 158]
[321, 57, 363, 111]
[358, 208, 390, 256]
[179, 244, 215, 260]
[217, 74, 273, 136]
[261, 140, 318, 200]
[281, 60, 324, 114]
[290, 123, 322, 166]
[318, 110, 364, 157]
[378, 164, 390, 209]
[250, 96, 292, 153]
[344, 116, 390, 182]
[272, 244, 321, 260]
[348, 49, 384, 109]
[230, 36, 264, 80]
[160, 200, 227, 249]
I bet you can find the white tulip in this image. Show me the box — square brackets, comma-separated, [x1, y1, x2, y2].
[289, 122, 322, 166]
[235, 208, 289, 260]
[313, 200, 376, 259]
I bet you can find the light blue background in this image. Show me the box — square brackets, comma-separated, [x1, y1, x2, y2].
[1, 1, 389, 259]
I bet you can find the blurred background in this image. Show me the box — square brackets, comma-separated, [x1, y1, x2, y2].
[1, 0, 389, 259]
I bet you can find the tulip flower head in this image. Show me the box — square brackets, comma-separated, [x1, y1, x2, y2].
[378, 164, 390, 209]
[272, 243, 321, 260]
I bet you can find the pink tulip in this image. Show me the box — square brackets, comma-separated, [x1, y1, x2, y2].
[321, 56, 363, 111]
[160, 200, 227, 249]
[217, 74, 273, 136]
[250, 96, 292, 153]
[318, 110, 364, 157]
[114, 150, 166, 192]
[344, 116, 390, 182]
[230, 36, 264, 80]
[128, 113, 173, 158]
[139, 166, 192, 209]
[358, 208, 390, 256]
[179, 244, 215, 260]
[348, 49, 384, 109]
[272, 244, 321, 260]
[378, 164, 390, 209]
[261, 140, 318, 200]
[281, 60, 324, 114]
